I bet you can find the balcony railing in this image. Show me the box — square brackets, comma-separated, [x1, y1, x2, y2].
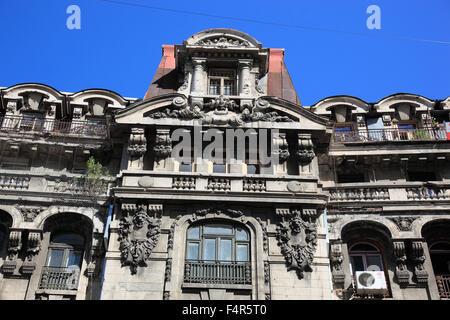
[333, 127, 447, 144]
[0, 115, 107, 138]
[39, 266, 81, 291]
[184, 260, 251, 285]
[436, 275, 450, 298]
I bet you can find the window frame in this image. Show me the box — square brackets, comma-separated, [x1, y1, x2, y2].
[185, 222, 250, 263]
[207, 68, 237, 96]
[348, 240, 386, 274]
[45, 232, 85, 269]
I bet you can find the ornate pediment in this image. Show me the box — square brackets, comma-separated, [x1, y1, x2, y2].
[147, 96, 295, 127]
[194, 36, 251, 48]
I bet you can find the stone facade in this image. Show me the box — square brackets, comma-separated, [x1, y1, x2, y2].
[0, 29, 449, 300]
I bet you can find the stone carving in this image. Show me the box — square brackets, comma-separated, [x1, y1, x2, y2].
[192, 206, 247, 221]
[163, 291, 170, 300]
[168, 215, 183, 250]
[276, 210, 318, 279]
[330, 243, 345, 287]
[389, 217, 417, 231]
[273, 132, 290, 163]
[264, 261, 270, 284]
[148, 96, 294, 126]
[393, 241, 409, 284]
[256, 217, 269, 253]
[119, 204, 162, 274]
[153, 129, 172, 160]
[3, 230, 22, 273]
[165, 258, 172, 282]
[19, 207, 45, 222]
[411, 241, 428, 284]
[194, 36, 250, 48]
[287, 181, 304, 193]
[138, 176, 154, 188]
[296, 134, 315, 164]
[128, 128, 147, 157]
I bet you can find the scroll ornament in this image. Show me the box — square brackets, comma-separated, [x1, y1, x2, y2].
[119, 205, 161, 274]
[276, 212, 318, 279]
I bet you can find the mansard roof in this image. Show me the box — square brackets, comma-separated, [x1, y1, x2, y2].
[143, 28, 301, 106]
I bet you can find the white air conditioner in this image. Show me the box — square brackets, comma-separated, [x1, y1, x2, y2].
[355, 271, 388, 295]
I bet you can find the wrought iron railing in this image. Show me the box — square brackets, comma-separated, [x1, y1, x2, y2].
[184, 260, 251, 285]
[0, 115, 107, 138]
[333, 127, 447, 143]
[39, 266, 81, 291]
[436, 275, 450, 298]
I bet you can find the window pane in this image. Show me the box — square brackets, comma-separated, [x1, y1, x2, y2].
[219, 239, 232, 261]
[209, 79, 220, 95]
[187, 242, 199, 260]
[52, 233, 84, 246]
[397, 124, 416, 131]
[48, 249, 64, 267]
[366, 255, 383, 271]
[237, 244, 248, 262]
[236, 228, 248, 241]
[203, 239, 216, 261]
[223, 80, 233, 95]
[213, 163, 226, 173]
[350, 255, 365, 272]
[247, 164, 259, 174]
[179, 163, 192, 172]
[67, 251, 82, 268]
[334, 125, 352, 133]
[187, 226, 200, 239]
[350, 243, 378, 252]
[204, 224, 233, 235]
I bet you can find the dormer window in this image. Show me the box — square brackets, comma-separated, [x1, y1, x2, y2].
[208, 69, 236, 96]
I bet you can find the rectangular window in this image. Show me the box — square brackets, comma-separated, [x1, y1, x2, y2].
[350, 255, 365, 272]
[213, 163, 227, 173]
[179, 163, 193, 172]
[236, 244, 249, 262]
[187, 242, 199, 260]
[219, 239, 232, 261]
[337, 173, 366, 183]
[204, 224, 233, 235]
[48, 249, 64, 267]
[203, 239, 216, 261]
[407, 170, 437, 181]
[208, 69, 236, 96]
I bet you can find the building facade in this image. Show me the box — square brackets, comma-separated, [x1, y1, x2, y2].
[0, 29, 449, 300]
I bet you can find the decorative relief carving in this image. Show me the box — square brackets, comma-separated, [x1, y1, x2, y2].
[168, 215, 183, 251]
[191, 206, 247, 222]
[264, 261, 270, 284]
[393, 241, 409, 284]
[330, 243, 345, 287]
[153, 129, 172, 160]
[3, 230, 22, 273]
[296, 134, 315, 164]
[411, 241, 428, 284]
[148, 96, 294, 126]
[389, 217, 417, 231]
[128, 128, 147, 157]
[194, 36, 251, 48]
[165, 258, 172, 282]
[276, 209, 318, 279]
[256, 217, 269, 253]
[19, 207, 45, 222]
[22, 231, 41, 274]
[273, 132, 290, 163]
[119, 204, 162, 274]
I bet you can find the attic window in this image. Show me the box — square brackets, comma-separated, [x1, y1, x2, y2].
[208, 69, 236, 96]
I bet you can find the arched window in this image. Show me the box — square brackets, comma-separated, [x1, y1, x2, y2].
[349, 242, 384, 273]
[184, 222, 251, 285]
[46, 233, 85, 269]
[39, 232, 85, 291]
[429, 241, 450, 275]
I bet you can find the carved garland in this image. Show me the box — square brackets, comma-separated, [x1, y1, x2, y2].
[118, 204, 162, 274]
[149, 97, 294, 126]
[276, 209, 318, 279]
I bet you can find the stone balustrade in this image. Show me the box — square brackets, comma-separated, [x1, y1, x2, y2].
[330, 188, 390, 201]
[406, 187, 450, 200]
[243, 178, 266, 192]
[207, 178, 231, 191]
[172, 176, 196, 190]
[0, 175, 30, 190]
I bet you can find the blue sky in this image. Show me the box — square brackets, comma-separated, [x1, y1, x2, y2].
[0, 0, 449, 105]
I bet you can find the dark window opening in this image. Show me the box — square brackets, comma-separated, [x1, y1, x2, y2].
[407, 170, 437, 181]
[337, 173, 366, 183]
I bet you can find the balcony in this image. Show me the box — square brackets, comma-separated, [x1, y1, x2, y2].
[327, 183, 450, 203]
[0, 115, 107, 138]
[333, 127, 447, 144]
[184, 260, 251, 285]
[436, 275, 450, 299]
[39, 266, 81, 291]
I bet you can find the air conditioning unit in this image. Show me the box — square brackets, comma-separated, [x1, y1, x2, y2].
[355, 271, 388, 295]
